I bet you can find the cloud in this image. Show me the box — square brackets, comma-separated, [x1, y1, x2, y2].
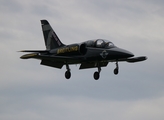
[1, 95, 164, 120]
[0, 0, 23, 13]
[0, 0, 164, 120]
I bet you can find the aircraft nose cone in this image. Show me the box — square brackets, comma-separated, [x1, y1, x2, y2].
[122, 49, 134, 57]
[110, 48, 134, 58]
[128, 52, 134, 57]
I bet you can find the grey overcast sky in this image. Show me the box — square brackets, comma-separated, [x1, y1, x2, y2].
[0, 0, 164, 120]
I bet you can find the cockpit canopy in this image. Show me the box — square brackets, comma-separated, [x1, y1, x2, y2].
[85, 39, 115, 49]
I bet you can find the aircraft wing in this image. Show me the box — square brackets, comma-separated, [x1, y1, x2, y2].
[37, 54, 87, 69]
[39, 55, 85, 69]
[40, 55, 84, 62]
[118, 56, 147, 63]
[20, 52, 85, 69]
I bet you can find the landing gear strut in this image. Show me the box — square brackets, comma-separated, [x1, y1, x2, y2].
[114, 62, 119, 75]
[93, 66, 101, 80]
[65, 64, 71, 79]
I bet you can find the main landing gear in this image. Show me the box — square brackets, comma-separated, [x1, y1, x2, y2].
[93, 67, 101, 80]
[65, 62, 119, 80]
[65, 64, 71, 79]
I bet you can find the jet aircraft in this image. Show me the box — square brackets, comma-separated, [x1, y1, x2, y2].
[20, 20, 147, 80]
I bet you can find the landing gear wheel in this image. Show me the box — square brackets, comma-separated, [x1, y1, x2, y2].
[94, 72, 100, 80]
[114, 68, 118, 75]
[65, 71, 71, 79]
[114, 62, 119, 75]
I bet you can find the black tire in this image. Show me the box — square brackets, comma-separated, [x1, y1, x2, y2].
[94, 72, 100, 80]
[114, 68, 118, 75]
[65, 71, 71, 79]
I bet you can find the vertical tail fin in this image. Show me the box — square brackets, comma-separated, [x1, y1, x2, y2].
[41, 20, 65, 50]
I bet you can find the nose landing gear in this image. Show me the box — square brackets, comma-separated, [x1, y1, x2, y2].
[93, 72, 100, 80]
[114, 62, 119, 75]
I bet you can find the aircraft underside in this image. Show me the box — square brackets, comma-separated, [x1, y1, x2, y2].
[40, 58, 119, 80]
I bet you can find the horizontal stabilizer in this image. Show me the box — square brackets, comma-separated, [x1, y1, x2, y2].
[19, 50, 49, 53]
[20, 53, 38, 59]
[126, 56, 147, 63]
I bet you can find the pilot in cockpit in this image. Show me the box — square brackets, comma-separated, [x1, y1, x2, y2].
[95, 39, 114, 48]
